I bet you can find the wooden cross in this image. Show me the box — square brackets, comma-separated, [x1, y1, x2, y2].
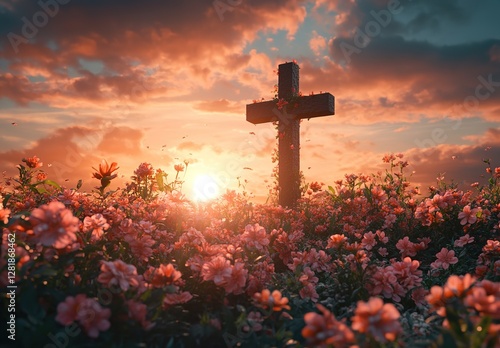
[246, 62, 335, 208]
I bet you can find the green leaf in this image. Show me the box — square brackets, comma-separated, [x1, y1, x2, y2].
[470, 316, 492, 348]
[156, 171, 164, 191]
[31, 179, 62, 194]
[20, 284, 46, 320]
[2, 193, 11, 207]
[34, 185, 48, 194]
[42, 179, 62, 190]
[31, 264, 59, 278]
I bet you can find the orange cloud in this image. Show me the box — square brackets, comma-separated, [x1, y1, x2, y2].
[194, 99, 242, 113]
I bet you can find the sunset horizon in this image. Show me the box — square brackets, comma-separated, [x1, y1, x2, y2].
[1, 2, 500, 346]
[1, 0, 499, 203]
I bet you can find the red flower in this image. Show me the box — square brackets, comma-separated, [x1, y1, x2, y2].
[92, 160, 119, 188]
[174, 164, 185, 172]
[22, 155, 43, 168]
[302, 304, 355, 348]
[276, 98, 288, 110]
[253, 289, 290, 311]
[352, 297, 401, 342]
[148, 264, 182, 288]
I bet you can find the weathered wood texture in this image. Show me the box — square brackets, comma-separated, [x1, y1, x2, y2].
[245, 62, 335, 208]
[246, 93, 334, 124]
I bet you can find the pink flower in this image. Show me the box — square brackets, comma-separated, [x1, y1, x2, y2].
[56, 294, 87, 326]
[30, 201, 79, 249]
[458, 205, 479, 225]
[241, 224, 269, 251]
[134, 162, 154, 179]
[411, 287, 429, 308]
[83, 213, 109, 241]
[383, 213, 397, 228]
[300, 282, 319, 302]
[127, 300, 154, 330]
[299, 267, 319, 285]
[391, 257, 423, 292]
[125, 233, 155, 262]
[175, 227, 206, 249]
[56, 295, 111, 338]
[351, 297, 401, 343]
[77, 297, 111, 338]
[244, 312, 264, 332]
[366, 266, 397, 300]
[201, 256, 232, 286]
[361, 231, 377, 250]
[163, 291, 193, 307]
[223, 262, 248, 295]
[371, 186, 388, 203]
[395, 236, 416, 257]
[376, 230, 389, 244]
[454, 234, 475, 248]
[431, 248, 459, 270]
[97, 259, 139, 291]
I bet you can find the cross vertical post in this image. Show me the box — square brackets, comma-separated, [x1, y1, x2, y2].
[246, 62, 335, 208]
[278, 62, 301, 208]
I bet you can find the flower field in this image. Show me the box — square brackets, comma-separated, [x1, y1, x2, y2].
[1, 154, 499, 347]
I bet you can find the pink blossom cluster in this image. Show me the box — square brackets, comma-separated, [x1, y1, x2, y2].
[1, 154, 499, 346]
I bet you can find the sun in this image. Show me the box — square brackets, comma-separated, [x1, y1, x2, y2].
[192, 174, 220, 201]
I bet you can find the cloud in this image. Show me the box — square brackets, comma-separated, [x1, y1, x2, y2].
[318, 36, 500, 123]
[194, 99, 242, 113]
[393, 126, 409, 133]
[0, 73, 38, 105]
[404, 143, 500, 192]
[310, 30, 327, 55]
[176, 141, 204, 152]
[463, 127, 500, 145]
[0, 0, 307, 108]
[0, 124, 170, 191]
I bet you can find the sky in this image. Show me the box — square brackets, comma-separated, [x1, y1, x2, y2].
[0, 0, 499, 202]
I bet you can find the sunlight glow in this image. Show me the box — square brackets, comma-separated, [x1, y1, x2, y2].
[193, 174, 220, 201]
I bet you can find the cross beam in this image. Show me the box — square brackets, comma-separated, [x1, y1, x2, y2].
[246, 62, 335, 208]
